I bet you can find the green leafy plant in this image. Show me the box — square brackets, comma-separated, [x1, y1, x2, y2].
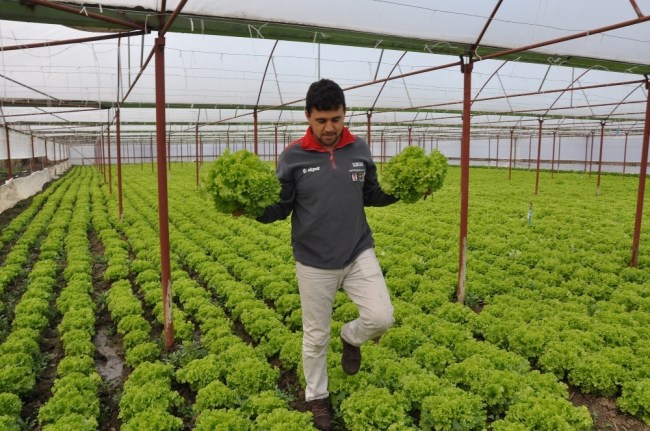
[618, 379, 650, 425]
[203, 149, 280, 217]
[341, 386, 412, 431]
[194, 408, 253, 431]
[419, 385, 486, 431]
[381, 146, 448, 203]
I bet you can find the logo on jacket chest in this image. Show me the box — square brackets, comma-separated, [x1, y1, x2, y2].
[349, 162, 366, 182]
[303, 166, 320, 174]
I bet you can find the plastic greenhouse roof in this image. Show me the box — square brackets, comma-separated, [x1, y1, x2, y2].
[1, 0, 650, 146]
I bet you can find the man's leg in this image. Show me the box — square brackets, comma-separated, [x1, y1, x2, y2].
[295, 261, 341, 402]
[340, 248, 394, 349]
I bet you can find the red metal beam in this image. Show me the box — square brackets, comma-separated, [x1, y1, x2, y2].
[630, 80, 650, 267]
[0, 30, 147, 52]
[24, 0, 146, 30]
[628, 0, 644, 18]
[160, 0, 189, 35]
[479, 14, 650, 62]
[471, 0, 503, 53]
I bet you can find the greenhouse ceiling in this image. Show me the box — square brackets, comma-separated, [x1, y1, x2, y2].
[1, 0, 650, 146]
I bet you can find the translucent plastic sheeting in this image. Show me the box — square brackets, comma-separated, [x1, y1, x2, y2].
[0, 129, 51, 159]
[39, 0, 650, 66]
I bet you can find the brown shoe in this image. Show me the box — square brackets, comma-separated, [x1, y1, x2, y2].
[306, 397, 332, 430]
[341, 336, 361, 375]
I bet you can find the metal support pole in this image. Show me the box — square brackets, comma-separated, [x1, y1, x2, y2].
[589, 131, 595, 177]
[535, 119, 544, 195]
[30, 134, 35, 172]
[116, 109, 124, 221]
[380, 132, 385, 173]
[167, 124, 172, 171]
[457, 58, 472, 304]
[253, 109, 259, 155]
[558, 135, 562, 172]
[195, 124, 200, 188]
[496, 135, 500, 168]
[488, 137, 491, 167]
[630, 80, 650, 267]
[623, 132, 629, 174]
[107, 126, 113, 194]
[3, 126, 12, 180]
[583, 135, 589, 172]
[46, 139, 50, 168]
[366, 111, 372, 149]
[408, 126, 412, 146]
[274, 125, 279, 169]
[597, 121, 606, 195]
[155, 36, 174, 349]
[551, 131, 557, 178]
[508, 129, 514, 180]
[99, 134, 105, 182]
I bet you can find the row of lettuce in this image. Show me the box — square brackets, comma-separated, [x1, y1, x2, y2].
[370, 168, 650, 425]
[1, 164, 648, 429]
[132, 163, 599, 430]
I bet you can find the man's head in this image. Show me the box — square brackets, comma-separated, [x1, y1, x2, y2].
[305, 79, 346, 149]
[305, 79, 346, 114]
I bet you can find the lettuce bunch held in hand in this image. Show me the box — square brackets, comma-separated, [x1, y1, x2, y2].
[204, 149, 280, 218]
[382, 146, 448, 203]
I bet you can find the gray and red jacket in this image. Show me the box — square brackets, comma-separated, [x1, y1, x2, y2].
[257, 126, 398, 269]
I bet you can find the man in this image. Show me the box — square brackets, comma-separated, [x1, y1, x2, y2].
[256, 79, 398, 430]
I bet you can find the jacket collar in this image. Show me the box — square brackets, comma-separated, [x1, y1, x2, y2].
[300, 126, 356, 152]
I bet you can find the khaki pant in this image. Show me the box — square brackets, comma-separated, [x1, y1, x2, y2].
[296, 248, 394, 402]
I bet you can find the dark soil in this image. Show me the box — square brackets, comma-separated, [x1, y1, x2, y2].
[571, 390, 650, 431]
[21, 325, 62, 430]
[91, 230, 127, 431]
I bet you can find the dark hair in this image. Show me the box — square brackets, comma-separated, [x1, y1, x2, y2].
[305, 79, 346, 114]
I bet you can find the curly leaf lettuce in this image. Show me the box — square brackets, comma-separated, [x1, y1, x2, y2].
[381, 146, 448, 203]
[203, 149, 280, 217]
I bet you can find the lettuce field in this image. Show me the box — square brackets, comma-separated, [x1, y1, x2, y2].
[0, 163, 649, 431]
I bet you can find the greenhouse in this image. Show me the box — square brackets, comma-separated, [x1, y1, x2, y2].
[1, 1, 649, 430]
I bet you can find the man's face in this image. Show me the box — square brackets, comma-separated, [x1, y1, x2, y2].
[305, 106, 345, 149]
